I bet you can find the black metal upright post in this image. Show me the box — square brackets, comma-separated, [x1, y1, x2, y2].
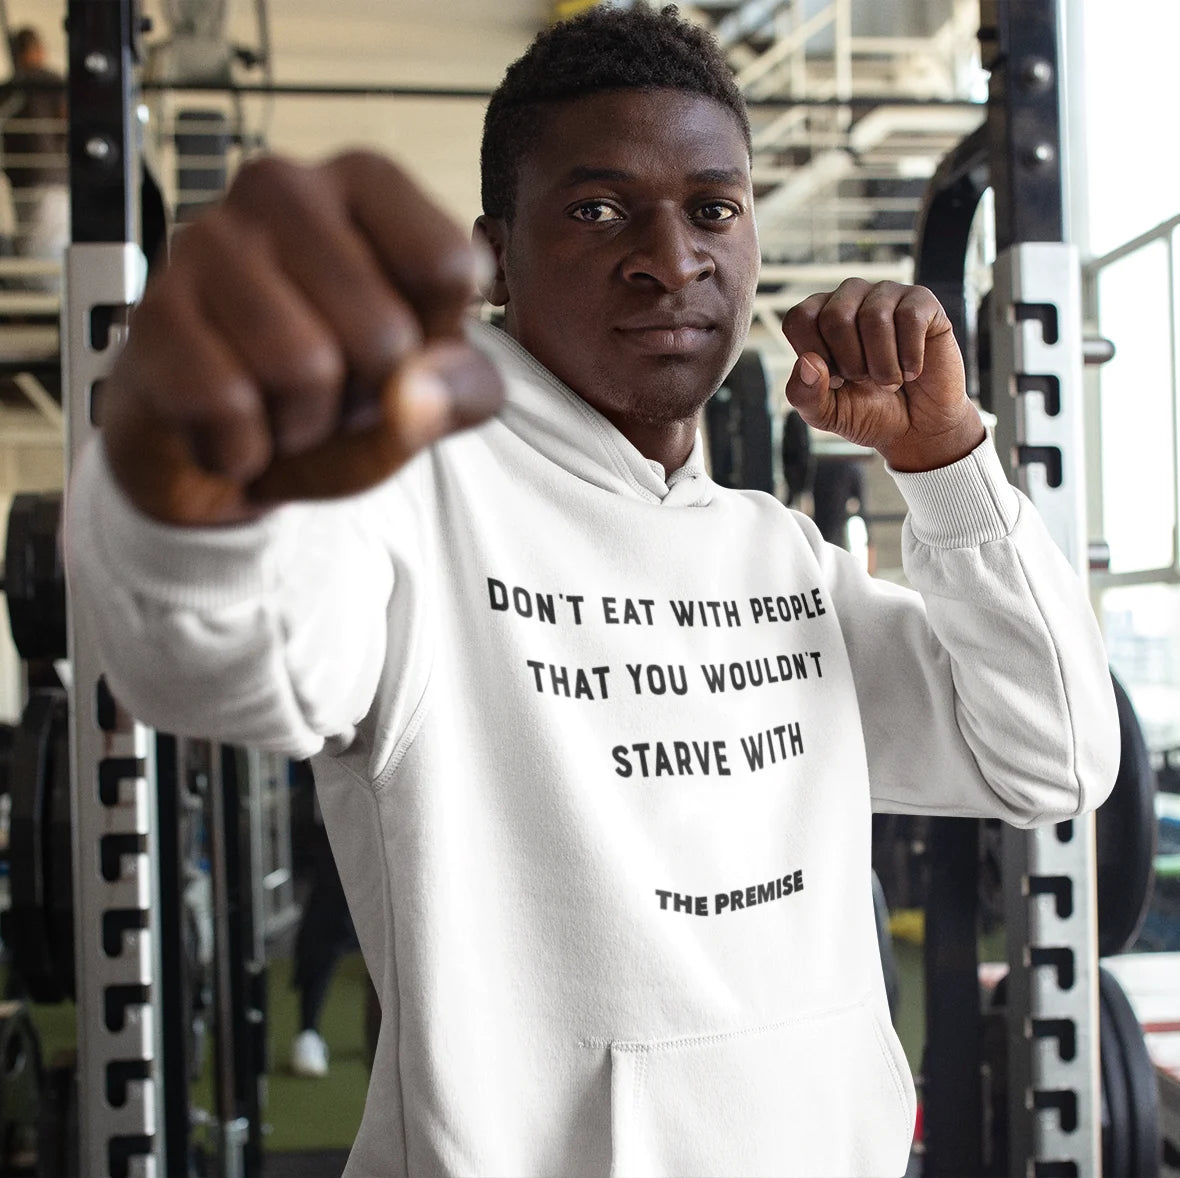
[68, 0, 139, 247]
[984, 3, 1102, 1174]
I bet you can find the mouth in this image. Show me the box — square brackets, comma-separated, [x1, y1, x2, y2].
[613, 321, 717, 356]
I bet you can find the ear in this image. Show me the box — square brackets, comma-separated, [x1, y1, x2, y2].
[473, 215, 510, 307]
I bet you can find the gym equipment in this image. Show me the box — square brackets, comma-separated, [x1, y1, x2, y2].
[1099, 966, 1161, 1177]
[986, 967, 1160, 1177]
[974, 671, 1158, 955]
[918, 3, 1101, 1175]
[706, 351, 775, 495]
[1099, 676, 1158, 956]
[3, 495, 65, 663]
[37, 1053, 79, 1178]
[2, 690, 73, 1004]
[0, 1002, 44, 1175]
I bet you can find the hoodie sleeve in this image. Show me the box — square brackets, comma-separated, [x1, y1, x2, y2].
[63, 437, 428, 763]
[805, 439, 1119, 827]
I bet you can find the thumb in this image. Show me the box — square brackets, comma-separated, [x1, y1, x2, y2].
[784, 352, 835, 432]
[249, 341, 503, 504]
[388, 341, 505, 454]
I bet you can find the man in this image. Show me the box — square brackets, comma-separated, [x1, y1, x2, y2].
[66, 6, 1118, 1176]
[0, 27, 67, 289]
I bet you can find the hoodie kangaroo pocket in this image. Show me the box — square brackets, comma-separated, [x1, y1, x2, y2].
[607, 997, 915, 1178]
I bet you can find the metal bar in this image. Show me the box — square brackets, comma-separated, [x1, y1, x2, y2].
[734, 3, 836, 91]
[1090, 567, 1180, 590]
[10, 372, 63, 428]
[982, 0, 1064, 249]
[1170, 230, 1180, 570]
[923, 818, 985, 1175]
[208, 745, 246, 1178]
[758, 260, 914, 284]
[1083, 210, 1180, 274]
[68, 0, 139, 246]
[155, 735, 192, 1177]
[65, 241, 157, 1178]
[65, 3, 162, 1175]
[137, 79, 983, 110]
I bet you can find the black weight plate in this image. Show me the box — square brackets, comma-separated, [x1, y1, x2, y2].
[3, 494, 65, 662]
[1100, 966, 1161, 1177]
[1100, 968, 1132, 1178]
[0, 1000, 43, 1174]
[46, 694, 74, 999]
[38, 1051, 77, 1178]
[1097, 675, 1157, 956]
[2, 691, 61, 1002]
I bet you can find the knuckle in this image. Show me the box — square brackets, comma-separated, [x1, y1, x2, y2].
[339, 305, 422, 387]
[782, 304, 811, 333]
[859, 303, 894, 330]
[294, 334, 347, 395]
[328, 148, 403, 187]
[816, 301, 848, 332]
[227, 154, 305, 210]
[167, 218, 214, 269]
[179, 372, 261, 433]
[895, 301, 927, 326]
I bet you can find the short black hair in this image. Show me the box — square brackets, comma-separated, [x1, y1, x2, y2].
[480, 3, 750, 222]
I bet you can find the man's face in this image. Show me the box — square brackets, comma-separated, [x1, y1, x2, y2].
[479, 89, 760, 439]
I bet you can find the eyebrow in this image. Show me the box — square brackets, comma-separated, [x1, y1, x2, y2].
[560, 165, 748, 188]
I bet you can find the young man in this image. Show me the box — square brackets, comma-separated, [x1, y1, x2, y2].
[66, 6, 1118, 1176]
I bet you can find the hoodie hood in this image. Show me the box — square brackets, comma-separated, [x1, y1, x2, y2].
[469, 318, 715, 509]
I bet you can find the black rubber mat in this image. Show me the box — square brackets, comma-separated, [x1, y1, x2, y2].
[263, 1148, 350, 1177]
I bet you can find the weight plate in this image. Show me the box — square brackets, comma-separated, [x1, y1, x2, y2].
[0, 1000, 43, 1174]
[1100, 966, 1161, 1178]
[3, 690, 70, 1003]
[1097, 675, 1158, 956]
[4, 494, 65, 662]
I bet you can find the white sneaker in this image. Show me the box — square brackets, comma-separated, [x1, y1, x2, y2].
[291, 1029, 329, 1078]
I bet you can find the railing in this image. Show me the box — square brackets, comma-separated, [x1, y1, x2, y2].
[1083, 210, 1180, 587]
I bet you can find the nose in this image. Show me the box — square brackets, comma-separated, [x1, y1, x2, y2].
[621, 208, 715, 291]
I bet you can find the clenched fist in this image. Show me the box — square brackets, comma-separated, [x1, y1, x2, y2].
[101, 151, 504, 526]
[782, 279, 984, 472]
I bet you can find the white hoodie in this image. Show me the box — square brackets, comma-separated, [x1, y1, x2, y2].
[66, 320, 1119, 1178]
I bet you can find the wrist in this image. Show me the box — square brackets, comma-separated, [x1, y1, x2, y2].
[881, 408, 986, 473]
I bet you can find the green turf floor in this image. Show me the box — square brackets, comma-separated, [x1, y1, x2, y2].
[261, 953, 371, 1151]
[21, 951, 372, 1154]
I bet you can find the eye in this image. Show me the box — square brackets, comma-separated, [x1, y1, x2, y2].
[697, 202, 740, 223]
[570, 201, 624, 223]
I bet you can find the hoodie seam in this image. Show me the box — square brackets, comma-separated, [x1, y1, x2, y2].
[371, 662, 435, 793]
[580, 990, 874, 1052]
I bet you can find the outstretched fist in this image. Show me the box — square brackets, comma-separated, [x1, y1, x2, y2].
[101, 151, 505, 526]
[782, 279, 984, 472]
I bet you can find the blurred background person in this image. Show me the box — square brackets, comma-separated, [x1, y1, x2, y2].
[0, 26, 67, 291]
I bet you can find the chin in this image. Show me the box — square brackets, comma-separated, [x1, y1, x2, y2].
[614, 378, 716, 428]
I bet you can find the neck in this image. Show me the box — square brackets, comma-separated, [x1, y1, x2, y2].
[604, 412, 699, 475]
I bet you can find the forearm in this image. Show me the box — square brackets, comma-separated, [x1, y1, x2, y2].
[64, 438, 400, 757]
[826, 439, 1119, 825]
[895, 443, 1119, 823]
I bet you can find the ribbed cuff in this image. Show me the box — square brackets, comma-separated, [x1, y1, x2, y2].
[889, 439, 1020, 549]
[70, 438, 282, 609]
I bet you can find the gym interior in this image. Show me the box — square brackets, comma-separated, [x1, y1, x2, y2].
[0, 0, 1175, 1174]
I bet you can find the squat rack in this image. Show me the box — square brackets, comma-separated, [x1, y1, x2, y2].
[58, 1, 1107, 1176]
